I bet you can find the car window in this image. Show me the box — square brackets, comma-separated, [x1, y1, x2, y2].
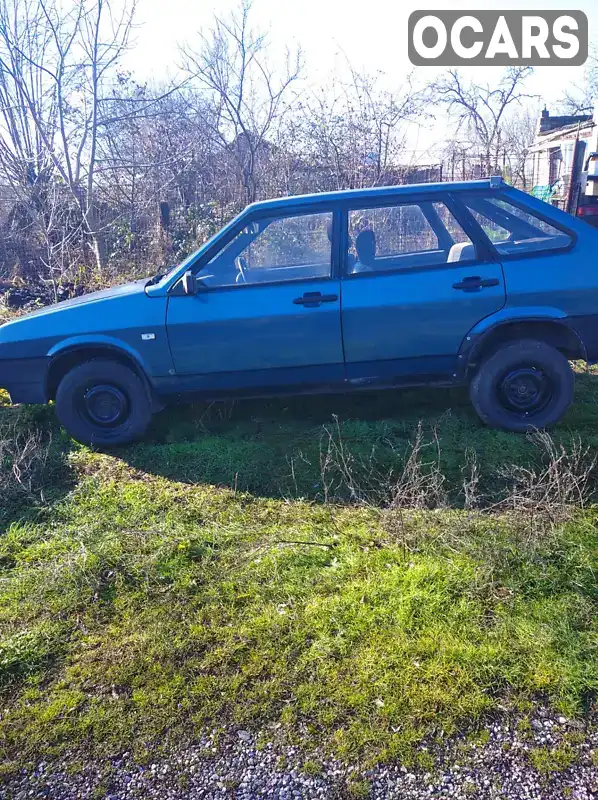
[462, 195, 572, 256]
[431, 202, 472, 246]
[347, 201, 476, 274]
[198, 212, 333, 287]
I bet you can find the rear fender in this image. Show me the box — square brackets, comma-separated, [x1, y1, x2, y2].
[457, 307, 585, 378]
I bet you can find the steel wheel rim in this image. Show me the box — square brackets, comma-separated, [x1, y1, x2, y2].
[497, 366, 554, 418]
[81, 384, 129, 428]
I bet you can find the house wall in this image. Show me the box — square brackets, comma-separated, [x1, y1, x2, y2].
[529, 102, 598, 211]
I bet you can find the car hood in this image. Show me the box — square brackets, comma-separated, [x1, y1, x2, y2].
[4, 278, 149, 321]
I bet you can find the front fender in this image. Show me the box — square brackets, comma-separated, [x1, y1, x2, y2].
[47, 334, 153, 376]
[45, 336, 166, 411]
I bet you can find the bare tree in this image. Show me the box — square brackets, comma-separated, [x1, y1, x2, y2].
[180, 0, 301, 204]
[295, 66, 427, 192]
[562, 46, 598, 114]
[97, 82, 231, 268]
[502, 108, 537, 189]
[432, 67, 534, 177]
[0, 0, 136, 273]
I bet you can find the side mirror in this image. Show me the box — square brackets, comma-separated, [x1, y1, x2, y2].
[182, 270, 197, 295]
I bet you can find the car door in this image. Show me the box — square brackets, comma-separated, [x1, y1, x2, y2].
[166, 208, 344, 391]
[340, 196, 506, 381]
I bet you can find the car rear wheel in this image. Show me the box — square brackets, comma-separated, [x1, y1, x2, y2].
[469, 339, 574, 432]
[55, 359, 152, 447]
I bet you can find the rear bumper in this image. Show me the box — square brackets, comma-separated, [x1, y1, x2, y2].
[0, 357, 49, 404]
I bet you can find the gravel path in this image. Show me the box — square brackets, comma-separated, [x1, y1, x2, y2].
[2, 708, 596, 799]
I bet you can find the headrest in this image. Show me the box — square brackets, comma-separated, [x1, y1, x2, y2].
[355, 229, 376, 265]
[447, 242, 476, 263]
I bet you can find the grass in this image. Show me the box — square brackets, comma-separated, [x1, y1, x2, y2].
[529, 743, 577, 773]
[0, 366, 597, 772]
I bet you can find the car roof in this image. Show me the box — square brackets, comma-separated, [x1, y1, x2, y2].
[246, 178, 502, 213]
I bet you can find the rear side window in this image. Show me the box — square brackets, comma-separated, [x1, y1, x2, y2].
[431, 202, 472, 246]
[462, 195, 572, 256]
[346, 201, 476, 274]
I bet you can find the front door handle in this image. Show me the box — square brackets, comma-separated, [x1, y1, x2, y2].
[293, 291, 338, 307]
[453, 276, 500, 292]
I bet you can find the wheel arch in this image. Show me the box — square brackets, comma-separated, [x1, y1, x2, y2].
[461, 317, 587, 376]
[46, 341, 162, 410]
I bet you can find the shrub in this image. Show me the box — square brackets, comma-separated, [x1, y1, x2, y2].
[0, 417, 50, 504]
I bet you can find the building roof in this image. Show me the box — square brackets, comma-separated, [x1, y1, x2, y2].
[539, 108, 592, 134]
[531, 118, 595, 152]
[533, 108, 595, 151]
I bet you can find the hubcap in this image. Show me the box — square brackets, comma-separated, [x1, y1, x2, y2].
[82, 385, 128, 427]
[498, 367, 553, 416]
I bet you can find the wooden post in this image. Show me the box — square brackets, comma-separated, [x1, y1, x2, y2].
[566, 121, 582, 215]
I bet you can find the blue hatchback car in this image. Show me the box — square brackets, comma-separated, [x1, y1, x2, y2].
[0, 177, 596, 446]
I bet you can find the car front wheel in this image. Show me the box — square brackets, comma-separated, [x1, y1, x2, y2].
[469, 339, 574, 432]
[55, 359, 153, 447]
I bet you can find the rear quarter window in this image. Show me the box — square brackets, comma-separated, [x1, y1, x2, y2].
[462, 195, 572, 257]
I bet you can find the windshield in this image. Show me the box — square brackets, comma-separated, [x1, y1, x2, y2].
[161, 250, 197, 281]
[146, 247, 209, 289]
[148, 211, 247, 289]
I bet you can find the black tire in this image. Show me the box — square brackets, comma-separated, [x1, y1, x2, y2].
[469, 339, 574, 432]
[55, 359, 152, 447]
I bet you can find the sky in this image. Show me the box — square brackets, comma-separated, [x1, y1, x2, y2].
[122, 0, 598, 163]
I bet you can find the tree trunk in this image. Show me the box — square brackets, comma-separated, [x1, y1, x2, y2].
[90, 232, 107, 272]
[86, 206, 107, 272]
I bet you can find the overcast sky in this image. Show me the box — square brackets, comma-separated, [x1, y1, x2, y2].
[122, 0, 598, 163]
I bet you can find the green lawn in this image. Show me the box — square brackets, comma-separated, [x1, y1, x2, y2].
[0, 369, 597, 773]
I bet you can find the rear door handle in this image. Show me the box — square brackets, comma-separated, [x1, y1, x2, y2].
[452, 276, 500, 292]
[293, 291, 338, 307]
